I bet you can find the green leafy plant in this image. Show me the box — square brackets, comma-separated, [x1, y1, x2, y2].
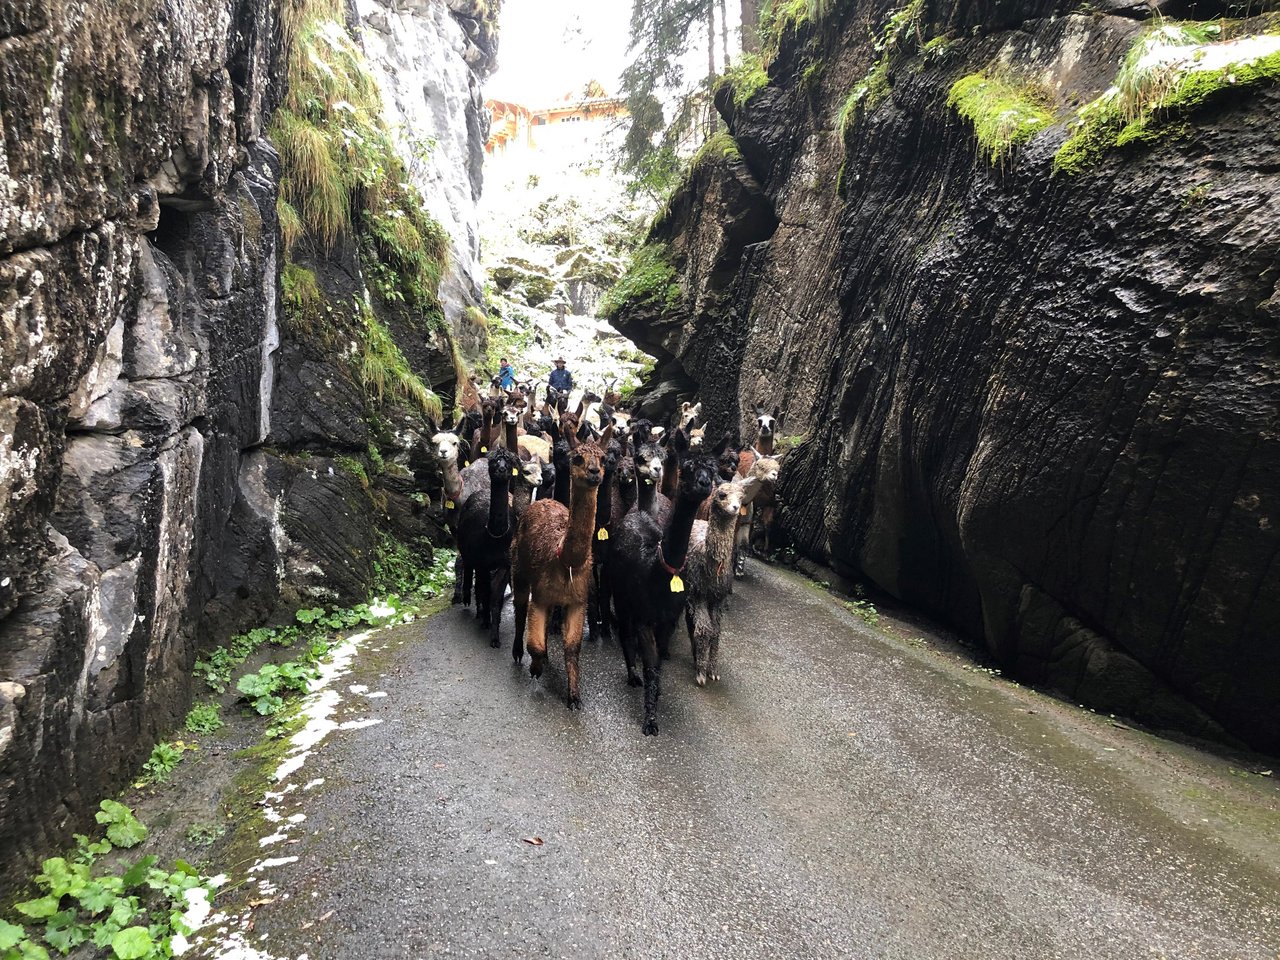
[236, 661, 317, 716]
[183, 823, 226, 849]
[3, 802, 213, 960]
[716, 52, 769, 109]
[845, 598, 880, 625]
[183, 702, 223, 735]
[135, 741, 189, 787]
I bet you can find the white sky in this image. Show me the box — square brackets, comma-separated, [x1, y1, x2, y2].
[485, 0, 634, 105]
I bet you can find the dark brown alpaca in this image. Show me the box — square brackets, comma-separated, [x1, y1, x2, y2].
[510, 424, 614, 708]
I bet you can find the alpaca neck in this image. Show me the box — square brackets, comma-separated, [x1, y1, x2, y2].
[488, 476, 512, 537]
[441, 459, 463, 500]
[739, 474, 764, 505]
[704, 510, 736, 579]
[617, 476, 637, 512]
[638, 477, 657, 513]
[595, 465, 615, 532]
[512, 482, 532, 522]
[658, 490, 701, 572]
[554, 463, 571, 506]
[504, 421, 518, 451]
[560, 481, 600, 571]
[756, 434, 775, 457]
[660, 447, 679, 499]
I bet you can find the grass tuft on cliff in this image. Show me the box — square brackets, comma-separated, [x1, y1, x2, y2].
[359, 304, 443, 421]
[599, 244, 682, 321]
[946, 73, 1054, 165]
[1054, 24, 1280, 174]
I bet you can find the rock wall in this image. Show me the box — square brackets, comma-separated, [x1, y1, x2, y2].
[612, 0, 1280, 751]
[357, 0, 499, 322]
[0, 0, 496, 885]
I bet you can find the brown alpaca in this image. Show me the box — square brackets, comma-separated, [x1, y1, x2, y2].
[510, 424, 614, 708]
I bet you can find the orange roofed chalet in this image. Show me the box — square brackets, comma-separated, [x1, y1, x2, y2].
[485, 81, 628, 154]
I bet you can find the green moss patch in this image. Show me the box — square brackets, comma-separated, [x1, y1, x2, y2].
[947, 73, 1054, 165]
[599, 244, 682, 321]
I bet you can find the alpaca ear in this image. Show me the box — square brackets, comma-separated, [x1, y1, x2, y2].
[713, 433, 733, 456]
[600, 423, 614, 447]
[753, 403, 764, 416]
[772, 405, 783, 424]
[672, 428, 689, 454]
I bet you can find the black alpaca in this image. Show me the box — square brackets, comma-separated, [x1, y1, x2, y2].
[608, 432, 722, 735]
[587, 437, 621, 642]
[456, 448, 518, 647]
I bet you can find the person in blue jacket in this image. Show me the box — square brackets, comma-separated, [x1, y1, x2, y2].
[498, 357, 516, 391]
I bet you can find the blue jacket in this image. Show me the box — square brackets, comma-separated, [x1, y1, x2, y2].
[499, 364, 515, 389]
[548, 368, 573, 391]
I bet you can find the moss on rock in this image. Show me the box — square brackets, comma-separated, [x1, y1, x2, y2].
[946, 73, 1053, 165]
[599, 244, 682, 320]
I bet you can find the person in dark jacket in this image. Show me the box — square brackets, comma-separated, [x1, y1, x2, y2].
[548, 358, 573, 393]
[547, 358, 573, 412]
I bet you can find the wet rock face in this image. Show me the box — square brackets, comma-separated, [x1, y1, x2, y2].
[615, 1, 1280, 750]
[0, 0, 282, 884]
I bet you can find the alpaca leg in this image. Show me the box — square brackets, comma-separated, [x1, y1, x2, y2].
[685, 606, 696, 660]
[462, 557, 474, 607]
[734, 521, 749, 579]
[488, 566, 509, 649]
[691, 604, 713, 687]
[476, 565, 492, 629]
[639, 624, 662, 736]
[511, 576, 529, 664]
[596, 560, 613, 643]
[586, 566, 601, 643]
[526, 604, 549, 679]
[708, 602, 724, 682]
[562, 604, 586, 710]
[452, 553, 464, 604]
[617, 620, 641, 687]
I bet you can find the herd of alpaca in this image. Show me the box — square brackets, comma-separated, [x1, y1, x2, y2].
[433, 380, 786, 736]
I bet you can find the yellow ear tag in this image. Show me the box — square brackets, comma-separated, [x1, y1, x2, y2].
[464, 461, 471, 467]
[597, 528, 609, 541]
[445, 500, 455, 509]
[480, 446, 488, 453]
[644, 479, 654, 486]
[512, 468, 519, 476]
[739, 505, 749, 517]
[669, 574, 685, 593]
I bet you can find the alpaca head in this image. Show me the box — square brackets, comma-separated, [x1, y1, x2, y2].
[629, 418, 654, 445]
[716, 436, 742, 481]
[750, 456, 780, 485]
[678, 432, 718, 502]
[678, 401, 702, 430]
[569, 424, 613, 490]
[753, 404, 782, 440]
[519, 455, 545, 490]
[636, 441, 663, 486]
[604, 438, 622, 475]
[610, 409, 632, 439]
[487, 447, 520, 486]
[501, 402, 521, 426]
[688, 425, 706, 449]
[710, 481, 746, 522]
[431, 431, 461, 465]
[480, 397, 498, 424]
[559, 411, 582, 448]
[616, 454, 636, 491]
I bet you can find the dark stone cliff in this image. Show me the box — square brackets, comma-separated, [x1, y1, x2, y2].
[612, 0, 1280, 751]
[0, 0, 497, 885]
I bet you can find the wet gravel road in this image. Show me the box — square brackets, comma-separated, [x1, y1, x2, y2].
[232, 563, 1280, 959]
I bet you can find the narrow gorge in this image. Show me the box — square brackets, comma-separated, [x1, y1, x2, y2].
[1, 0, 1278, 940]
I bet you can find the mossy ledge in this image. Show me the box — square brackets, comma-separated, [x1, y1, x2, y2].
[599, 243, 683, 321]
[1054, 26, 1280, 175]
